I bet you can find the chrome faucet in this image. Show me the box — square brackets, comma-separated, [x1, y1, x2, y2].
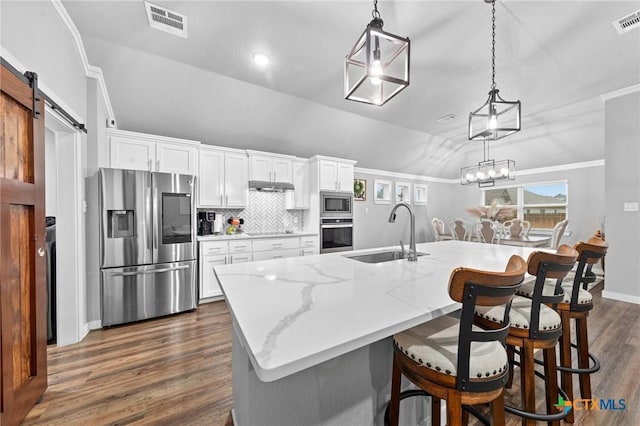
[388, 202, 417, 261]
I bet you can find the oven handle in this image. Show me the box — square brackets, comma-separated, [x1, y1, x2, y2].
[321, 224, 353, 229]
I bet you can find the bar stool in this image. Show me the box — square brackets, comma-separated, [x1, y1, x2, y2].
[387, 255, 527, 426]
[515, 237, 607, 423]
[475, 245, 578, 426]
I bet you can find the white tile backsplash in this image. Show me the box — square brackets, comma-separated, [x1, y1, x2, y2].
[203, 191, 304, 233]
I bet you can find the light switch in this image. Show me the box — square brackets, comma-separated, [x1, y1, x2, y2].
[365, 208, 369, 214]
[623, 202, 639, 212]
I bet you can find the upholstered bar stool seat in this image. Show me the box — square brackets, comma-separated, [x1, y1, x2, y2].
[394, 315, 508, 379]
[476, 296, 562, 332]
[517, 280, 593, 305]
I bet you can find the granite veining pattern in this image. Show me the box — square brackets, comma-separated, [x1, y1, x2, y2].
[215, 241, 542, 382]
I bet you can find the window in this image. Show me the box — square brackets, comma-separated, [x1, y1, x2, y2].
[483, 181, 568, 229]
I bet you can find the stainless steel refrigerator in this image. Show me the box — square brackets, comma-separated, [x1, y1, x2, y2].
[99, 168, 196, 327]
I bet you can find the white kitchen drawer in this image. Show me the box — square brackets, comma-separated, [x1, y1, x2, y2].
[230, 253, 252, 263]
[229, 240, 251, 253]
[300, 236, 318, 248]
[252, 237, 299, 252]
[200, 241, 229, 255]
[252, 248, 300, 261]
[301, 248, 317, 256]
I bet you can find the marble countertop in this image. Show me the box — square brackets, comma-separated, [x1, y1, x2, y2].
[197, 231, 318, 241]
[215, 240, 542, 382]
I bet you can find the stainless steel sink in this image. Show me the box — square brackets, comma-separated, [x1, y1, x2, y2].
[345, 250, 428, 264]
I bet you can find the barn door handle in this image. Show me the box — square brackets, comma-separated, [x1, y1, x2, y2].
[38, 247, 45, 257]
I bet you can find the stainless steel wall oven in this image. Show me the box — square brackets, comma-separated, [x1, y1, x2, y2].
[320, 217, 353, 253]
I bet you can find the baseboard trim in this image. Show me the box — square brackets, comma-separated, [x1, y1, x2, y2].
[602, 290, 640, 305]
[89, 320, 102, 330]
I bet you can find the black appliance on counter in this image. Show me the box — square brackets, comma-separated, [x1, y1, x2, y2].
[197, 211, 216, 235]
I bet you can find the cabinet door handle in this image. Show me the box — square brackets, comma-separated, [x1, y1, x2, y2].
[226, 195, 229, 205]
[148, 159, 152, 170]
[274, 171, 277, 181]
[156, 159, 160, 171]
[273, 255, 283, 259]
[220, 195, 223, 205]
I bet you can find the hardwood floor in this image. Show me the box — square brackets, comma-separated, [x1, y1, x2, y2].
[23, 285, 639, 425]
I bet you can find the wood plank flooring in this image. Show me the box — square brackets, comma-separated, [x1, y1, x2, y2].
[23, 285, 639, 425]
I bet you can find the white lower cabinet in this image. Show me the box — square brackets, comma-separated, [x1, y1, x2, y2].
[199, 254, 227, 300]
[199, 235, 318, 303]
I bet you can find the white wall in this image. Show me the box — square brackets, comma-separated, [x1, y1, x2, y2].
[603, 90, 640, 303]
[353, 170, 454, 250]
[0, 1, 87, 122]
[45, 128, 58, 216]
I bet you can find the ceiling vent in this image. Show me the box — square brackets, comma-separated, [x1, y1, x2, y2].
[144, 1, 188, 39]
[612, 9, 640, 35]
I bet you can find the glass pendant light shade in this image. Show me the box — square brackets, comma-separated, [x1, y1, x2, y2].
[460, 158, 515, 188]
[344, 5, 410, 106]
[469, 89, 521, 140]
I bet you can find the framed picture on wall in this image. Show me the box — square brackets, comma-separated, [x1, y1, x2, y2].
[353, 179, 366, 201]
[374, 179, 391, 204]
[414, 183, 428, 205]
[395, 182, 411, 203]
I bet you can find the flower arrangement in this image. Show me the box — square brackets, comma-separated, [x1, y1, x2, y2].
[465, 198, 516, 223]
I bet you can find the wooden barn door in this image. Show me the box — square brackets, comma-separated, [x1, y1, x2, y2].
[0, 64, 47, 425]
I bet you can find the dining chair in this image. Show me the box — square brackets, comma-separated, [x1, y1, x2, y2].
[475, 245, 578, 426]
[502, 219, 530, 238]
[388, 255, 527, 426]
[431, 217, 451, 242]
[549, 219, 569, 249]
[449, 219, 468, 241]
[475, 219, 500, 244]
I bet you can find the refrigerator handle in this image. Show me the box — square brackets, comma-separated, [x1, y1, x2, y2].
[153, 187, 159, 250]
[113, 264, 190, 277]
[145, 184, 152, 251]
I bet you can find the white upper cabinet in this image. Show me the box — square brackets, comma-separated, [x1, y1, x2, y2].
[286, 159, 310, 209]
[198, 146, 247, 208]
[248, 151, 294, 183]
[107, 130, 199, 174]
[317, 157, 356, 192]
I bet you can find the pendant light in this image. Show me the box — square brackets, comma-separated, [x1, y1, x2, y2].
[469, 0, 521, 140]
[344, 0, 410, 106]
[460, 139, 515, 187]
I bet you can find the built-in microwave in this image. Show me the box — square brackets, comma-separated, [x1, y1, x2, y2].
[320, 192, 352, 217]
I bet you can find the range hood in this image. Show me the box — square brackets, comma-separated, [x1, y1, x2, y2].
[248, 180, 295, 192]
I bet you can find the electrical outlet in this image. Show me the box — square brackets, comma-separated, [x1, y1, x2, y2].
[293, 217, 298, 224]
[365, 208, 369, 214]
[623, 202, 639, 212]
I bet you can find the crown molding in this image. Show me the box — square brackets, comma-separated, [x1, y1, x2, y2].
[354, 167, 454, 184]
[600, 84, 640, 101]
[49, 0, 116, 123]
[515, 159, 604, 177]
[356, 159, 605, 186]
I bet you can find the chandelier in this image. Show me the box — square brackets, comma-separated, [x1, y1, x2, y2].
[469, 0, 521, 141]
[344, 0, 410, 106]
[460, 139, 515, 187]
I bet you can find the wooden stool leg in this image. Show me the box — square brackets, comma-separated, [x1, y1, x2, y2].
[559, 311, 575, 423]
[543, 346, 560, 426]
[431, 397, 441, 426]
[490, 390, 506, 426]
[520, 339, 536, 426]
[576, 317, 592, 400]
[446, 389, 463, 426]
[506, 344, 516, 389]
[461, 405, 469, 425]
[389, 354, 402, 426]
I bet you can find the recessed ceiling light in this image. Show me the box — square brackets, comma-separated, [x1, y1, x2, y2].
[252, 52, 270, 67]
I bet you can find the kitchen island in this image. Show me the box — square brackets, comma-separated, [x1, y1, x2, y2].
[215, 241, 542, 425]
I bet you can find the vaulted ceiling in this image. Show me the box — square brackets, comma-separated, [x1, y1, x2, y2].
[62, 1, 640, 177]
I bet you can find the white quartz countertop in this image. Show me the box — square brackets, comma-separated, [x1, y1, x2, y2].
[197, 231, 318, 241]
[215, 240, 542, 382]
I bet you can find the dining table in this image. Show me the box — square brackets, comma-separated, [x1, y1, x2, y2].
[499, 234, 552, 248]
